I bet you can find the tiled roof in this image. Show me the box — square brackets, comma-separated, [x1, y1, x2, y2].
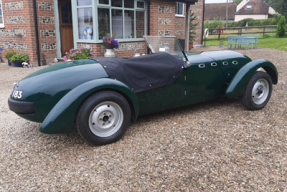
[236, 0, 270, 15]
[204, 3, 237, 20]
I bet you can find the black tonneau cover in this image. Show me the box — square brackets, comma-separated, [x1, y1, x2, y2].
[93, 52, 184, 93]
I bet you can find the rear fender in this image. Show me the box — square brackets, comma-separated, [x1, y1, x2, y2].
[40, 78, 138, 134]
[226, 59, 278, 97]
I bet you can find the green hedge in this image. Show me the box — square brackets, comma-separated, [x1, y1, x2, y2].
[276, 15, 286, 37]
[204, 17, 280, 29]
[204, 19, 225, 29]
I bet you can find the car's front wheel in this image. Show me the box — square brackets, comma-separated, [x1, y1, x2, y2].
[241, 71, 272, 110]
[76, 91, 131, 145]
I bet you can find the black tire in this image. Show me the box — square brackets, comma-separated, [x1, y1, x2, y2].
[241, 71, 272, 110]
[76, 91, 131, 145]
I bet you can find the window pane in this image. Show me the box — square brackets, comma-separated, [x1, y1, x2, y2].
[61, 2, 69, 12]
[136, 11, 144, 38]
[111, 0, 122, 7]
[0, 1, 2, 24]
[61, 2, 72, 24]
[77, 0, 92, 6]
[176, 2, 183, 15]
[178, 3, 183, 15]
[0, 0, 3, 24]
[98, 8, 110, 39]
[99, 0, 109, 4]
[137, 1, 144, 8]
[62, 13, 70, 23]
[78, 8, 93, 40]
[112, 9, 123, 38]
[124, 0, 134, 8]
[124, 10, 134, 38]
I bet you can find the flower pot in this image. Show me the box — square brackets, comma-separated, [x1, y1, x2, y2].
[104, 49, 115, 57]
[8, 60, 11, 66]
[13, 61, 23, 67]
[189, 42, 193, 50]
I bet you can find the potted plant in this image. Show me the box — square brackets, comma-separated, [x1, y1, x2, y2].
[189, 13, 199, 50]
[102, 37, 119, 57]
[64, 48, 92, 61]
[4, 42, 16, 66]
[4, 52, 16, 66]
[10, 53, 29, 67]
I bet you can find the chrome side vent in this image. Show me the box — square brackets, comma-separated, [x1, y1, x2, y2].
[232, 61, 238, 65]
[211, 62, 217, 67]
[223, 61, 228, 65]
[199, 64, 205, 68]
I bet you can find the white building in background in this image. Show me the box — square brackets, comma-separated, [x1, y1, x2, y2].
[236, 0, 250, 12]
[235, 0, 277, 22]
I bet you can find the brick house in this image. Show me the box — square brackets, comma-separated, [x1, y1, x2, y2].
[0, 0, 204, 66]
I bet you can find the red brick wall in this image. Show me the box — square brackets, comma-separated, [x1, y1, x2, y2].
[37, 1, 57, 64]
[0, 0, 57, 66]
[191, 0, 204, 45]
[78, 41, 147, 58]
[0, 0, 39, 65]
[0, 0, 204, 65]
[149, 0, 203, 45]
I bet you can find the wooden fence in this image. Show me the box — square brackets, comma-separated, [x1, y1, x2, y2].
[205, 25, 278, 41]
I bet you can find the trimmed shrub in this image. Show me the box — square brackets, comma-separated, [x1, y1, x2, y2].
[276, 15, 286, 37]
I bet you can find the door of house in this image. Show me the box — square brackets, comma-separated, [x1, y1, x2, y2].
[58, 0, 73, 55]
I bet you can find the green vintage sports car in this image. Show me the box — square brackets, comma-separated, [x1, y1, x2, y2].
[8, 36, 278, 145]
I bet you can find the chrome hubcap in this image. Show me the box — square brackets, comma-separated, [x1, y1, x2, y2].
[89, 101, 124, 137]
[252, 78, 269, 105]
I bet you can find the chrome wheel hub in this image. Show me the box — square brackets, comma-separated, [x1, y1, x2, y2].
[252, 78, 269, 105]
[89, 101, 124, 137]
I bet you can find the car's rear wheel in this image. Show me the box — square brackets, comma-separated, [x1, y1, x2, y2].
[241, 71, 272, 110]
[76, 91, 131, 145]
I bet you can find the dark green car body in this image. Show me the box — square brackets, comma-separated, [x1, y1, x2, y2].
[8, 50, 278, 134]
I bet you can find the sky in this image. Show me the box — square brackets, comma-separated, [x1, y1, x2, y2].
[205, 0, 234, 4]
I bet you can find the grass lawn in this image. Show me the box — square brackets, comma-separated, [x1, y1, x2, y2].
[205, 37, 287, 52]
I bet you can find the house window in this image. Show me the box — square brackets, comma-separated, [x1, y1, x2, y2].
[78, 8, 93, 40]
[0, 0, 4, 28]
[175, 2, 184, 16]
[246, 5, 252, 10]
[75, 0, 146, 42]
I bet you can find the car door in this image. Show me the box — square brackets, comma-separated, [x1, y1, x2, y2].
[137, 73, 186, 116]
[181, 54, 226, 105]
[137, 54, 226, 116]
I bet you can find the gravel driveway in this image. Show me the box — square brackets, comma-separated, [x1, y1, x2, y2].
[0, 48, 286, 191]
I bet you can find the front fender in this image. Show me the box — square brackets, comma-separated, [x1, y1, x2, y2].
[226, 59, 278, 97]
[40, 78, 138, 134]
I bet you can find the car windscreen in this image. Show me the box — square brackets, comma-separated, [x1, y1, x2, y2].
[143, 36, 188, 61]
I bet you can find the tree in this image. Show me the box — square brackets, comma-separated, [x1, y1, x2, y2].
[233, 0, 243, 5]
[265, 0, 287, 18]
[276, 15, 286, 37]
[189, 13, 199, 42]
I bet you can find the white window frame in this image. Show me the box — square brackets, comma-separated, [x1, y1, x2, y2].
[246, 5, 252, 10]
[72, 0, 146, 44]
[0, 0, 4, 28]
[175, 2, 184, 17]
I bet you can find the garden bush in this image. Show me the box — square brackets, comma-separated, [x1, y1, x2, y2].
[205, 17, 280, 29]
[64, 48, 92, 61]
[10, 54, 29, 62]
[276, 15, 286, 37]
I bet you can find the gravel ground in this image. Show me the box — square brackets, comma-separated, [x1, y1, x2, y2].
[0, 47, 287, 191]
